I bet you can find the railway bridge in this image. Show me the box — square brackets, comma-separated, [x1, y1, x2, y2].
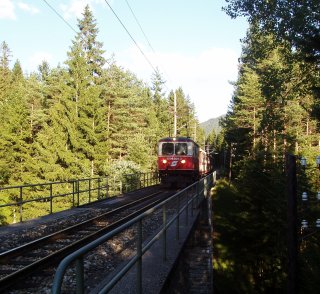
[0, 172, 216, 293]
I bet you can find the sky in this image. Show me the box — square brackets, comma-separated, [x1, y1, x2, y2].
[0, 0, 248, 123]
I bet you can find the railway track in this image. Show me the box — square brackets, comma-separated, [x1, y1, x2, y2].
[0, 188, 177, 292]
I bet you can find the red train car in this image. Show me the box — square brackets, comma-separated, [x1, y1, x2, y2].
[157, 137, 211, 187]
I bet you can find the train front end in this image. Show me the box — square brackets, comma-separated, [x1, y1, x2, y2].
[157, 137, 199, 186]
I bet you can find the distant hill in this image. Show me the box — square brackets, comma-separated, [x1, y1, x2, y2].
[200, 115, 225, 136]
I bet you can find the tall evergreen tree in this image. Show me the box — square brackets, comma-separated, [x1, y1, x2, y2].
[150, 69, 170, 138]
[65, 5, 107, 177]
[104, 65, 152, 162]
[77, 5, 106, 79]
[219, 22, 320, 292]
[34, 67, 77, 181]
[0, 41, 12, 102]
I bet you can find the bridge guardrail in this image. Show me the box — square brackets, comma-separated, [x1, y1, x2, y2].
[51, 172, 216, 294]
[0, 172, 159, 224]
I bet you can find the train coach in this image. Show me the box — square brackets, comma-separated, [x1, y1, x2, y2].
[157, 137, 212, 187]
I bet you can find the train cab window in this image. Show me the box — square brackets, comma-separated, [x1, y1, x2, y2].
[187, 143, 194, 156]
[175, 143, 188, 155]
[161, 143, 174, 155]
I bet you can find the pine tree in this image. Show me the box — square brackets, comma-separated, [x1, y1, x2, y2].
[150, 69, 170, 138]
[0, 41, 12, 102]
[223, 0, 320, 62]
[104, 66, 151, 161]
[33, 67, 77, 181]
[219, 22, 320, 292]
[0, 60, 32, 185]
[167, 88, 202, 143]
[64, 4, 107, 177]
[77, 5, 106, 79]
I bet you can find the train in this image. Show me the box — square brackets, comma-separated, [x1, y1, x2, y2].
[157, 137, 212, 187]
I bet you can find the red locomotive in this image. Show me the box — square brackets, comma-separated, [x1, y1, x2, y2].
[157, 137, 212, 186]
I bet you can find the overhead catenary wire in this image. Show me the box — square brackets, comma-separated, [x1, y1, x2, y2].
[42, 0, 78, 35]
[120, 0, 178, 136]
[124, 0, 156, 54]
[43, 0, 171, 89]
[123, 0, 174, 91]
[43, 0, 179, 135]
[42, 0, 112, 67]
[103, 0, 158, 74]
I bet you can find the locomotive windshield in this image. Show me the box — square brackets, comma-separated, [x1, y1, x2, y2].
[159, 142, 192, 156]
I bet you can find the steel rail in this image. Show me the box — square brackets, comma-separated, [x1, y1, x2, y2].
[0, 189, 172, 291]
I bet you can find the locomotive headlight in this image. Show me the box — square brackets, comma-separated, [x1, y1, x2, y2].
[181, 159, 186, 164]
[162, 159, 167, 164]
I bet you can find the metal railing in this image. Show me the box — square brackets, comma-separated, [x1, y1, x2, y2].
[51, 172, 216, 294]
[0, 172, 159, 224]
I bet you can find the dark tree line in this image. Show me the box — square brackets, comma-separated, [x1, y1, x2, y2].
[213, 1, 320, 293]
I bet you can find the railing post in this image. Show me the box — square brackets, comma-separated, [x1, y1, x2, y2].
[72, 180, 75, 207]
[186, 191, 189, 225]
[191, 182, 199, 217]
[77, 180, 80, 206]
[98, 178, 101, 200]
[163, 204, 167, 261]
[287, 154, 297, 294]
[106, 176, 109, 198]
[143, 173, 146, 188]
[19, 186, 23, 223]
[75, 256, 84, 294]
[176, 194, 180, 240]
[50, 183, 53, 214]
[197, 181, 201, 207]
[204, 177, 208, 198]
[88, 179, 91, 203]
[137, 219, 143, 293]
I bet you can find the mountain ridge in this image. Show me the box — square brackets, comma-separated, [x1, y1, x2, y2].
[200, 115, 225, 136]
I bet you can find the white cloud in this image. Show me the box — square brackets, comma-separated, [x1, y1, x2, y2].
[60, 0, 105, 19]
[17, 2, 40, 15]
[0, 0, 16, 20]
[27, 51, 53, 71]
[115, 46, 239, 122]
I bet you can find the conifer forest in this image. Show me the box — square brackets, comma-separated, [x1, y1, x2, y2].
[0, 6, 205, 187]
[1, 1, 320, 292]
[212, 1, 320, 293]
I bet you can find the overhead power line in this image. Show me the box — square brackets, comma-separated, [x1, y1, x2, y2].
[124, 0, 155, 53]
[103, 0, 157, 74]
[43, 0, 170, 89]
[42, 0, 112, 66]
[123, 0, 174, 91]
[42, 0, 78, 35]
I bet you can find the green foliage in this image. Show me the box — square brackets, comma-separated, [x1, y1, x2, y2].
[223, 0, 320, 62]
[224, 24, 319, 162]
[0, 5, 205, 223]
[106, 160, 141, 177]
[105, 160, 142, 192]
[213, 162, 287, 292]
[219, 14, 320, 292]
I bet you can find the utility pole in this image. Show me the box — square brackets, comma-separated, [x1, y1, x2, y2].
[229, 143, 233, 183]
[286, 154, 297, 294]
[173, 90, 177, 137]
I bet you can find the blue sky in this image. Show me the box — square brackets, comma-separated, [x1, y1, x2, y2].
[0, 0, 248, 122]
